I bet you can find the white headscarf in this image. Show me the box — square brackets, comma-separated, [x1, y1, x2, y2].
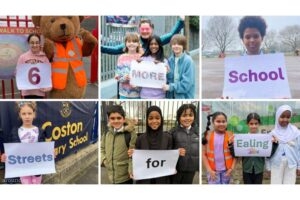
[271, 105, 300, 143]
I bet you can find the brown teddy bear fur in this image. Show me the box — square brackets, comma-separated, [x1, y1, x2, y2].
[31, 16, 98, 99]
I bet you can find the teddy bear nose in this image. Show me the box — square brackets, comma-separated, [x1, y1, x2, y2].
[60, 23, 66, 30]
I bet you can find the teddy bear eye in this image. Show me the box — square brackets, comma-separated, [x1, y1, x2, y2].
[50, 18, 55, 23]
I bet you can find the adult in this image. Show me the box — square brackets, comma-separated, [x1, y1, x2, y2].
[101, 16, 185, 55]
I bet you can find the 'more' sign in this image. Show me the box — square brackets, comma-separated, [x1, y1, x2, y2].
[223, 53, 291, 99]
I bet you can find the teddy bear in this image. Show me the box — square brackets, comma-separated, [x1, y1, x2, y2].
[31, 16, 98, 99]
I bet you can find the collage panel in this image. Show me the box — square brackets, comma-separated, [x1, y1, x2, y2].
[202, 16, 300, 99]
[0, 16, 98, 99]
[100, 16, 199, 99]
[0, 101, 98, 184]
[100, 100, 199, 184]
[202, 101, 300, 184]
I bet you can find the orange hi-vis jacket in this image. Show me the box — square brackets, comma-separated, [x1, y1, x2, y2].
[205, 131, 234, 171]
[52, 37, 87, 89]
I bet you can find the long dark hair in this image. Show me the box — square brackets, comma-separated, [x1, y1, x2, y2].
[202, 112, 227, 145]
[142, 35, 165, 62]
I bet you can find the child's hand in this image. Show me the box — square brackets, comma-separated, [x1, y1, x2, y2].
[162, 84, 170, 91]
[208, 169, 216, 181]
[128, 148, 134, 157]
[165, 65, 170, 73]
[1, 153, 7, 162]
[129, 173, 134, 179]
[272, 136, 278, 143]
[228, 135, 234, 144]
[264, 170, 271, 179]
[114, 75, 120, 80]
[297, 169, 300, 176]
[178, 148, 186, 156]
[225, 168, 233, 177]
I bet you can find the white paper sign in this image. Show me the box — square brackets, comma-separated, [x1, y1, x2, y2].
[132, 149, 179, 180]
[130, 60, 166, 88]
[223, 53, 291, 99]
[16, 63, 52, 90]
[233, 134, 272, 157]
[4, 142, 56, 178]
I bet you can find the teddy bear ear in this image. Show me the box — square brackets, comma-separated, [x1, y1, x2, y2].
[79, 16, 85, 23]
[31, 16, 41, 27]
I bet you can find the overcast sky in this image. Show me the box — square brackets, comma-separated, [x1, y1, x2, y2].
[202, 16, 300, 32]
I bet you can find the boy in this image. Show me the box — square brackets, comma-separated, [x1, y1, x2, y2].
[163, 34, 195, 99]
[101, 105, 137, 184]
[238, 16, 267, 55]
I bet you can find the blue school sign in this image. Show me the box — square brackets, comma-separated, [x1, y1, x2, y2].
[0, 101, 98, 160]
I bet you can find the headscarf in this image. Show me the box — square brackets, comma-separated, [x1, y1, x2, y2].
[271, 105, 300, 143]
[146, 105, 164, 149]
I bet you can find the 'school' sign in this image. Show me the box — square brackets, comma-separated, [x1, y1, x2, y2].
[223, 53, 291, 99]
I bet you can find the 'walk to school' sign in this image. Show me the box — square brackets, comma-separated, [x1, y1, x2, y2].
[223, 53, 291, 99]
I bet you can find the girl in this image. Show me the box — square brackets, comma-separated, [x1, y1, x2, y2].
[1, 101, 45, 184]
[170, 103, 199, 184]
[164, 34, 195, 99]
[139, 35, 169, 99]
[266, 105, 300, 184]
[16, 33, 51, 98]
[115, 32, 142, 99]
[229, 113, 278, 184]
[202, 112, 236, 184]
[134, 105, 173, 184]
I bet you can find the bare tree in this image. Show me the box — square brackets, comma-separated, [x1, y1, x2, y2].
[262, 30, 278, 53]
[279, 25, 300, 53]
[201, 29, 210, 51]
[206, 16, 237, 56]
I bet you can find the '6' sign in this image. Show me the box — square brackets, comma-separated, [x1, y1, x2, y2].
[16, 63, 52, 90]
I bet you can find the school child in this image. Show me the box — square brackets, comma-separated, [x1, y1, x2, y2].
[266, 105, 300, 184]
[16, 34, 51, 98]
[1, 102, 46, 184]
[169, 104, 199, 184]
[229, 113, 278, 184]
[134, 105, 173, 184]
[202, 112, 236, 184]
[238, 16, 267, 55]
[115, 32, 142, 99]
[139, 35, 169, 99]
[101, 105, 137, 184]
[164, 34, 195, 99]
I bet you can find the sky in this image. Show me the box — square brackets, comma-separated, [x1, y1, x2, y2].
[202, 16, 300, 32]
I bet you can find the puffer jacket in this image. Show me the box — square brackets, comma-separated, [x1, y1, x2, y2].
[170, 126, 199, 172]
[101, 119, 137, 184]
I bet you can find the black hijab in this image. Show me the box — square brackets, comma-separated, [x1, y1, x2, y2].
[146, 105, 164, 149]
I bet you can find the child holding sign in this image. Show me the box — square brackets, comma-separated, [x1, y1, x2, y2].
[16, 34, 52, 98]
[139, 35, 169, 99]
[164, 34, 195, 99]
[134, 105, 173, 183]
[266, 105, 300, 184]
[101, 105, 137, 184]
[115, 32, 142, 99]
[202, 111, 236, 184]
[228, 113, 278, 184]
[1, 101, 46, 184]
[170, 103, 199, 184]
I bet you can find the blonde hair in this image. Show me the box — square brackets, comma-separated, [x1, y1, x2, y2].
[16, 101, 37, 113]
